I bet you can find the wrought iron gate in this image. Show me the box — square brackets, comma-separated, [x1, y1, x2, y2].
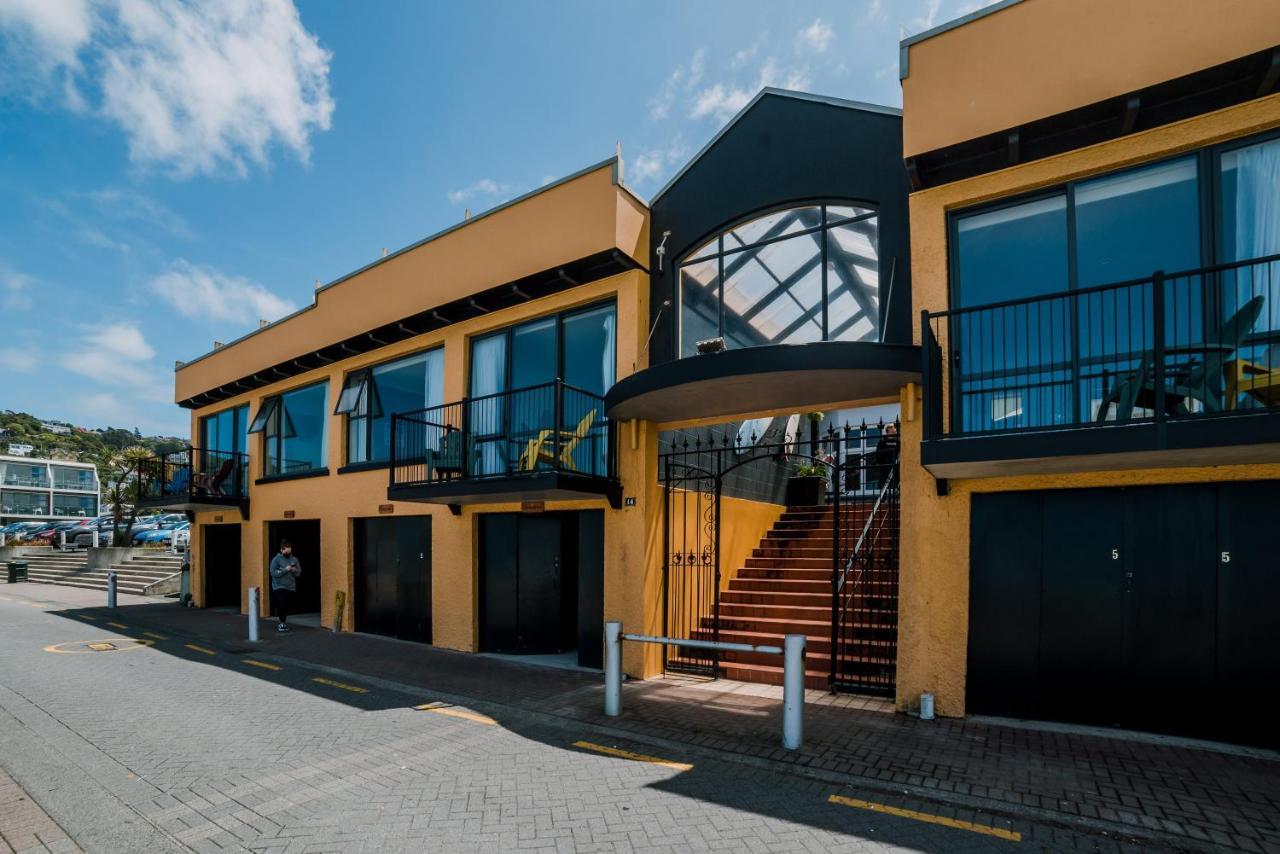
[658, 419, 901, 692]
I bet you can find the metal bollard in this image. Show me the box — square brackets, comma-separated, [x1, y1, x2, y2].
[91, 530, 99, 548]
[0, 533, 6, 547]
[60, 531, 67, 549]
[782, 634, 805, 750]
[604, 621, 622, 716]
[106, 572, 117, 609]
[248, 587, 260, 642]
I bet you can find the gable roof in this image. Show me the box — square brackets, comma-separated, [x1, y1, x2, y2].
[650, 88, 902, 205]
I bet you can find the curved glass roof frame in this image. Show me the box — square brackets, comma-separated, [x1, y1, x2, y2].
[678, 202, 881, 357]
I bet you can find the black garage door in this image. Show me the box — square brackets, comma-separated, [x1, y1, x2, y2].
[969, 481, 1279, 748]
[354, 517, 431, 643]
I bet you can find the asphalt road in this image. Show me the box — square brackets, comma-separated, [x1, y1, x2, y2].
[0, 586, 1130, 853]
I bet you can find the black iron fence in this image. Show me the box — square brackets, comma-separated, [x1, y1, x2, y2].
[658, 420, 901, 689]
[390, 379, 614, 487]
[831, 456, 899, 694]
[923, 253, 1280, 438]
[137, 448, 249, 504]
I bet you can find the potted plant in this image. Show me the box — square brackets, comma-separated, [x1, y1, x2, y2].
[785, 460, 828, 507]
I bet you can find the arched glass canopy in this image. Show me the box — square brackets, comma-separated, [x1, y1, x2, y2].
[678, 203, 880, 358]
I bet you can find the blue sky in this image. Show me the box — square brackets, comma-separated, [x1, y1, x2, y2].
[0, 0, 984, 436]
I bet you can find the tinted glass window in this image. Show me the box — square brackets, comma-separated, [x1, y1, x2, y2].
[955, 195, 1068, 307]
[347, 350, 444, 465]
[1075, 157, 1199, 287]
[265, 382, 328, 476]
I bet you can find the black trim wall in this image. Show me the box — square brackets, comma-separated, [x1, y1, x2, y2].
[649, 92, 912, 362]
[907, 46, 1280, 190]
[180, 248, 640, 409]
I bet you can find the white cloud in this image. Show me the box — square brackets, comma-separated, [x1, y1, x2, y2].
[1, 264, 34, 310]
[649, 47, 706, 121]
[147, 259, 293, 325]
[447, 178, 508, 206]
[689, 57, 811, 122]
[80, 227, 131, 254]
[628, 136, 690, 188]
[799, 19, 834, 53]
[60, 322, 159, 387]
[0, 0, 334, 179]
[0, 0, 91, 70]
[0, 347, 37, 372]
[85, 187, 190, 237]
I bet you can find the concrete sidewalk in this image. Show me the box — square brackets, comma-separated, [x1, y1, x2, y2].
[38, 590, 1280, 853]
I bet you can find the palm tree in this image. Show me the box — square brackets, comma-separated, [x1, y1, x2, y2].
[102, 446, 153, 545]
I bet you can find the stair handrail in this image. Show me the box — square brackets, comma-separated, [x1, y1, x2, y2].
[835, 458, 898, 597]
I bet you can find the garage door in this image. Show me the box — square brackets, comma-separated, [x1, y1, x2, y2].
[968, 481, 1279, 748]
[354, 517, 431, 643]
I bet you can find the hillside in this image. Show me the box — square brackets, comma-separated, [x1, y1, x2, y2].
[0, 410, 185, 472]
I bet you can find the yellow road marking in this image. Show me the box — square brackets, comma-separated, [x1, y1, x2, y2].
[573, 741, 693, 771]
[78, 614, 97, 620]
[414, 703, 496, 725]
[142, 631, 167, 640]
[107, 622, 129, 630]
[184, 643, 216, 656]
[827, 795, 1022, 842]
[23, 601, 45, 609]
[242, 659, 281, 671]
[312, 677, 367, 694]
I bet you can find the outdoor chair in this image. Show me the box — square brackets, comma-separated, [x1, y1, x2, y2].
[194, 458, 235, 496]
[1224, 343, 1280, 409]
[519, 409, 597, 472]
[167, 467, 191, 495]
[1095, 295, 1264, 422]
[426, 430, 478, 480]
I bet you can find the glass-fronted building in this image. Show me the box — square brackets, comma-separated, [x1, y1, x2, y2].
[0, 455, 100, 523]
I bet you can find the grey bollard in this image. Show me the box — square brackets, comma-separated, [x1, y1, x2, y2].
[604, 621, 622, 716]
[782, 634, 805, 750]
[248, 587, 260, 642]
[91, 530, 99, 548]
[60, 531, 66, 549]
[106, 572, 118, 609]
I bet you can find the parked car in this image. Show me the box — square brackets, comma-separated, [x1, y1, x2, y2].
[34, 520, 87, 548]
[1, 521, 47, 541]
[173, 525, 190, 552]
[66, 519, 116, 548]
[132, 520, 189, 545]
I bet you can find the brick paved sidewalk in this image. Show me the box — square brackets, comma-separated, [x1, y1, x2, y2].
[54, 597, 1280, 853]
[0, 769, 80, 854]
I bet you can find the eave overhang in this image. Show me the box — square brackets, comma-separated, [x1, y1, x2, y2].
[605, 341, 921, 424]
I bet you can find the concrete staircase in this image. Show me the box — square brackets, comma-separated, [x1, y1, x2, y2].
[686, 502, 898, 690]
[22, 551, 183, 596]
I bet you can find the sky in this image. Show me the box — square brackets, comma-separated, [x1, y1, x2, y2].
[0, 0, 991, 437]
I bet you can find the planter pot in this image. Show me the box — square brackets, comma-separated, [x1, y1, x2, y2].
[785, 476, 828, 507]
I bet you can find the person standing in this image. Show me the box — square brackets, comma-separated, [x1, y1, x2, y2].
[269, 539, 301, 633]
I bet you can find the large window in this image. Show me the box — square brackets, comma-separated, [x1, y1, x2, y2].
[679, 203, 880, 358]
[50, 466, 96, 491]
[1, 463, 47, 488]
[469, 302, 616, 475]
[201, 405, 248, 454]
[337, 349, 444, 465]
[52, 493, 96, 517]
[948, 133, 1280, 432]
[249, 382, 329, 477]
[2, 490, 47, 515]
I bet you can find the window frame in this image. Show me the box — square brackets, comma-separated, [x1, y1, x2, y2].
[338, 347, 443, 467]
[249, 380, 329, 478]
[674, 200, 882, 358]
[944, 128, 1280, 311]
[467, 299, 618, 398]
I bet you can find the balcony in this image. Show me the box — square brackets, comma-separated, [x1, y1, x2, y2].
[389, 380, 620, 511]
[921, 254, 1280, 478]
[136, 448, 250, 516]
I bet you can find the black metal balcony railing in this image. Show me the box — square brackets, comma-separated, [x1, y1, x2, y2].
[390, 379, 615, 488]
[923, 254, 1280, 439]
[137, 448, 249, 504]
